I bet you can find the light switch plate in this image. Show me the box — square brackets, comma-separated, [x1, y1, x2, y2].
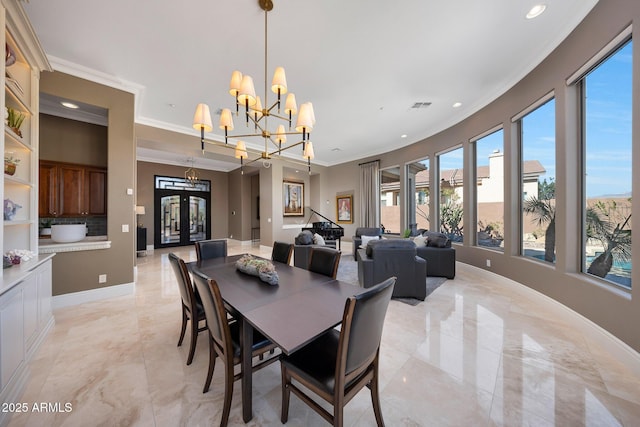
[122, 224, 129, 232]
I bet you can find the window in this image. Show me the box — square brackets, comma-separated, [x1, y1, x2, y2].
[581, 39, 632, 289]
[406, 159, 430, 233]
[474, 129, 504, 251]
[380, 167, 401, 234]
[519, 97, 556, 263]
[438, 148, 464, 242]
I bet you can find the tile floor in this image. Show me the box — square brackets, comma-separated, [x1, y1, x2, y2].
[6, 241, 640, 426]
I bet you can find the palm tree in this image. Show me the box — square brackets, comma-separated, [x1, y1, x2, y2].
[585, 200, 632, 278]
[523, 197, 556, 262]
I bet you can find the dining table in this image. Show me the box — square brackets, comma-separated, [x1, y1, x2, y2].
[189, 254, 364, 423]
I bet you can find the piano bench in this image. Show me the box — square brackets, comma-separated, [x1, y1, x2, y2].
[324, 239, 337, 249]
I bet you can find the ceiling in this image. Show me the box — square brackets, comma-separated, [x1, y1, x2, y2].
[23, 0, 599, 172]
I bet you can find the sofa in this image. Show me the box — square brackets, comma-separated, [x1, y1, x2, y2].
[357, 239, 427, 300]
[293, 230, 331, 269]
[352, 227, 384, 255]
[413, 231, 456, 279]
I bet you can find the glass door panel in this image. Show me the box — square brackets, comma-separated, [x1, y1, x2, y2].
[189, 196, 207, 242]
[160, 195, 181, 245]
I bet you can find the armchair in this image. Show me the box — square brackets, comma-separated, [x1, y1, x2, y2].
[357, 239, 427, 300]
[351, 227, 383, 256]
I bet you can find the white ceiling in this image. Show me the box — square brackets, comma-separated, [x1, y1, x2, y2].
[24, 0, 598, 171]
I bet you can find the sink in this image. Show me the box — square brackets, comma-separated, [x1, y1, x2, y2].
[51, 224, 87, 243]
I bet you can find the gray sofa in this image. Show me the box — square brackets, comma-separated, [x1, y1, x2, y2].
[352, 227, 383, 255]
[414, 231, 456, 279]
[357, 239, 427, 300]
[293, 230, 326, 269]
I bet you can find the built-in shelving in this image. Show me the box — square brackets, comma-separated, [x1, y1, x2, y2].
[0, 2, 53, 421]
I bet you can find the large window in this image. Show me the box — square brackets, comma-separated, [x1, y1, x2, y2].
[520, 97, 556, 263]
[380, 167, 401, 234]
[474, 129, 504, 251]
[438, 148, 464, 243]
[406, 159, 430, 233]
[581, 39, 632, 289]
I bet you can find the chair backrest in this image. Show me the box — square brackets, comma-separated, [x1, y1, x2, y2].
[191, 270, 233, 359]
[308, 247, 341, 279]
[195, 239, 228, 261]
[355, 227, 383, 238]
[272, 241, 294, 264]
[168, 252, 198, 310]
[339, 277, 395, 375]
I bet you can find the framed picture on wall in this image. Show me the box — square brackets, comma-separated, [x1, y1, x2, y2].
[283, 181, 304, 216]
[336, 195, 353, 223]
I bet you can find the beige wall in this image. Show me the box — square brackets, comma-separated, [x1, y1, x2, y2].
[40, 71, 135, 296]
[324, 0, 640, 351]
[136, 161, 230, 245]
[40, 114, 107, 166]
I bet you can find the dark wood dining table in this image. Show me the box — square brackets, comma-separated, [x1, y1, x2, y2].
[189, 254, 364, 423]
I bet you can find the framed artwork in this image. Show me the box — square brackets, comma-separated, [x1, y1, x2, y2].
[336, 195, 353, 223]
[283, 181, 304, 216]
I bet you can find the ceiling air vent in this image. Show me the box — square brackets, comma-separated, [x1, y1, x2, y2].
[410, 102, 432, 109]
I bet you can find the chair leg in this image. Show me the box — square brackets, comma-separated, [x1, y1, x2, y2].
[203, 334, 217, 393]
[334, 405, 344, 427]
[281, 365, 291, 423]
[186, 314, 198, 365]
[370, 372, 385, 426]
[177, 305, 187, 347]
[221, 362, 234, 427]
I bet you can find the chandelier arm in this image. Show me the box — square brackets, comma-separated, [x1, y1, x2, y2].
[268, 112, 294, 122]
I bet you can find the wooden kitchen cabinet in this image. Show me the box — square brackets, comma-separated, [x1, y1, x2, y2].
[39, 160, 107, 217]
[38, 161, 58, 217]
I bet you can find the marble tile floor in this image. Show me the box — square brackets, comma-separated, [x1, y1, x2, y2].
[7, 240, 640, 426]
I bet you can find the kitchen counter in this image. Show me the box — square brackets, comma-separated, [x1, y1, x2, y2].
[38, 235, 111, 254]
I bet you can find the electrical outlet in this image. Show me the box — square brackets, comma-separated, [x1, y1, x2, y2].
[486, 259, 491, 267]
[99, 274, 107, 283]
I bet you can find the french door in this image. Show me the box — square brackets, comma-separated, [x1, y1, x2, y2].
[154, 176, 211, 248]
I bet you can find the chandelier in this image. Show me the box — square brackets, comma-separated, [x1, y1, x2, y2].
[184, 158, 200, 185]
[192, 0, 315, 175]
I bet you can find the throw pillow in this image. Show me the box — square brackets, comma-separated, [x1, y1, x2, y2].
[360, 235, 380, 248]
[296, 230, 314, 245]
[413, 234, 427, 247]
[313, 233, 326, 246]
[424, 231, 450, 248]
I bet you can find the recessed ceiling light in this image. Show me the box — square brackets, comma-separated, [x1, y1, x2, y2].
[452, 102, 462, 108]
[526, 4, 546, 19]
[401, 134, 407, 139]
[60, 101, 79, 109]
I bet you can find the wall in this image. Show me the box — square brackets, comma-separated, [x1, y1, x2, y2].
[136, 161, 230, 246]
[325, 0, 640, 351]
[39, 114, 107, 166]
[40, 71, 135, 296]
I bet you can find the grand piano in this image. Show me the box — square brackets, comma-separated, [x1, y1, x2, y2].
[302, 208, 344, 250]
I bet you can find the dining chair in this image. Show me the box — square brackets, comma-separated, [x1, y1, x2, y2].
[280, 276, 396, 426]
[271, 241, 294, 264]
[308, 246, 341, 279]
[168, 253, 207, 365]
[191, 270, 279, 426]
[195, 239, 228, 262]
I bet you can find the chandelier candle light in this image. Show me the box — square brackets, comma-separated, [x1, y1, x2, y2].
[192, 0, 316, 174]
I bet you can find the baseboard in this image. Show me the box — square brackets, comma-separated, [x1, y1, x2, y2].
[460, 262, 640, 366]
[52, 282, 135, 309]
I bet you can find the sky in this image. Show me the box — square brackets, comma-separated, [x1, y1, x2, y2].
[435, 40, 632, 199]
